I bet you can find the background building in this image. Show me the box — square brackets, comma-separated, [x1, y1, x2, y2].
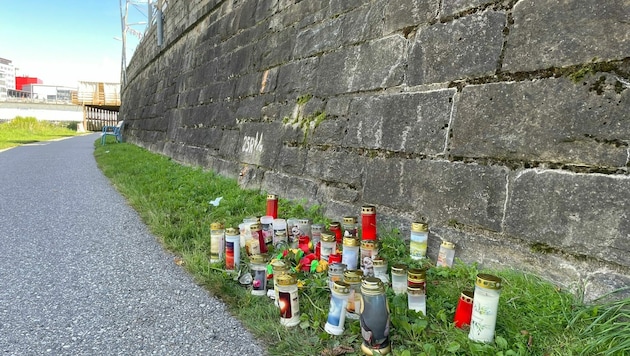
[16, 76, 42, 91]
[0, 57, 16, 100]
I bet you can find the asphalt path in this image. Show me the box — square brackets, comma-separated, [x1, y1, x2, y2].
[0, 134, 266, 355]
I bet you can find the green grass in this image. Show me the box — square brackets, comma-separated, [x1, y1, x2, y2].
[0, 116, 78, 149]
[94, 141, 630, 356]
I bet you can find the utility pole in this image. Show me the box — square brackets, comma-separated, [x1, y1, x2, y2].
[119, 0, 158, 87]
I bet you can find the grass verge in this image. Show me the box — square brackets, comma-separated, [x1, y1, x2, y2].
[0, 116, 78, 149]
[94, 141, 629, 356]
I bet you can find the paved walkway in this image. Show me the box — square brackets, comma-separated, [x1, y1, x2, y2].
[0, 134, 266, 355]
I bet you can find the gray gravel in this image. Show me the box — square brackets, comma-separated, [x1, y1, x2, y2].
[0, 134, 267, 355]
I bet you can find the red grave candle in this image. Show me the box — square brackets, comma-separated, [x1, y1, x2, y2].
[361, 205, 377, 240]
[454, 290, 474, 328]
[329, 222, 343, 244]
[266, 194, 278, 219]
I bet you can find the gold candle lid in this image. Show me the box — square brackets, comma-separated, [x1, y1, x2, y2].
[441, 240, 455, 249]
[225, 227, 239, 235]
[276, 274, 297, 286]
[372, 257, 386, 267]
[476, 274, 502, 290]
[249, 254, 266, 264]
[331, 280, 350, 294]
[360, 240, 375, 249]
[343, 216, 358, 224]
[329, 221, 341, 229]
[343, 269, 363, 283]
[411, 222, 428, 232]
[321, 232, 336, 242]
[328, 263, 347, 273]
[267, 194, 278, 200]
[361, 277, 385, 295]
[391, 263, 407, 273]
[408, 268, 426, 281]
[343, 236, 360, 246]
[210, 222, 224, 230]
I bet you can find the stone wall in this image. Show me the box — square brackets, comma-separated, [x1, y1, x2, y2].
[120, 0, 630, 299]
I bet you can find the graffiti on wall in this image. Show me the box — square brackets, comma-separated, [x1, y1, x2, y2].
[242, 132, 264, 154]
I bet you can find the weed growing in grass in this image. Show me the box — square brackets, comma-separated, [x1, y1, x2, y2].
[94, 141, 629, 356]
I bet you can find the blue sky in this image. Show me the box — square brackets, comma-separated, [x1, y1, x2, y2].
[0, 1, 148, 87]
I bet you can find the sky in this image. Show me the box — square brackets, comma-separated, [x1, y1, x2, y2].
[0, 0, 148, 88]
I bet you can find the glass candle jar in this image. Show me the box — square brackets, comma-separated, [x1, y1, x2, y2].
[273, 218, 287, 248]
[372, 257, 389, 284]
[271, 260, 289, 304]
[260, 215, 274, 249]
[360, 277, 391, 355]
[342, 216, 358, 237]
[341, 237, 360, 270]
[436, 240, 456, 267]
[329, 222, 343, 244]
[361, 205, 377, 240]
[297, 218, 312, 239]
[225, 227, 240, 271]
[266, 194, 278, 218]
[311, 224, 324, 245]
[360, 240, 377, 277]
[407, 268, 426, 290]
[210, 222, 225, 263]
[469, 274, 502, 343]
[454, 290, 474, 328]
[407, 285, 426, 316]
[245, 236, 261, 256]
[320, 232, 336, 262]
[250, 223, 267, 254]
[277, 274, 300, 327]
[343, 269, 363, 320]
[391, 264, 407, 294]
[409, 222, 428, 260]
[250, 254, 267, 296]
[287, 218, 300, 247]
[327, 263, 347, 289]
[324, 281, 351, 336]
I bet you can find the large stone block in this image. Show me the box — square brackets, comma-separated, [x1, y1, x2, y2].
[407, 10, 506, 85]
[364, 158, 508, 231]
[294, 18, 343, 58]
[261, 171, 320, 203]
[338, 2, 385, 46]
[305, 148, 365, 187]
[238, 122, 284, 168]
[344, 90, 456, 155]
[503, 0, 630, 72]
[451, 75, 630, 167]
[383, 0, 439, 35]
[504, 170, 630, 267]
[276, 58, 319, 97]
[347, 35, 407, 92]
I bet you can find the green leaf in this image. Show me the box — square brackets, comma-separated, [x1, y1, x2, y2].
[495, 336, 508, 350]
[446, 341, 461, 353]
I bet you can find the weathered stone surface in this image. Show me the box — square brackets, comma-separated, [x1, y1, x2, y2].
[305, 148, 365, 187]
[451, 76, 630, 167]
[364, 158, 508, 231]
[294, 18, 343, 58]
[503, 0, 630, 72]
[261, 171, 320, 203]
[338, 2, 385, 46]
[383, 0, 439, 35]
[238, 122, 284, 168]
[407, 10, 505, 85]
[505, 170, 630, 267]
[276, 58, 319, 97]
[439, 0, 498, 19]
[347, 35, 407, 92]
[344, 90, 456, 155]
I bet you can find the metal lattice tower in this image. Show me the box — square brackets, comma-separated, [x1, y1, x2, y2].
[119, 0, 164, 86]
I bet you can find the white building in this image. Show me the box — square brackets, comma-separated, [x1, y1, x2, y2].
[21, 84, 76, 103]
[0, 57, 16, 100]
